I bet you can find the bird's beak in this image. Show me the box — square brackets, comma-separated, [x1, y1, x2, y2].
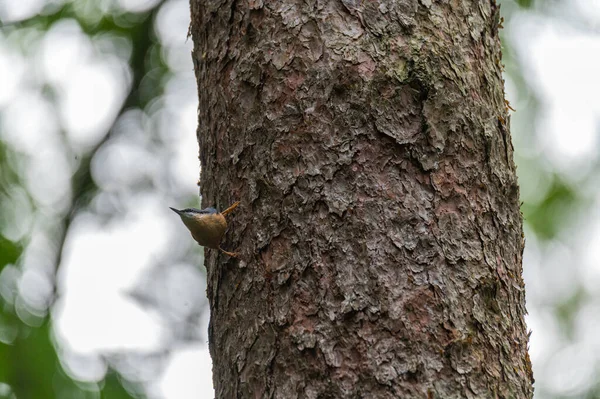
[169, 207, 182, 215]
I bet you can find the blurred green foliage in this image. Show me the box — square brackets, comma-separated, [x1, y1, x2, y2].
[0, 0, 168, 397]
[515, 0, 535, 8]
[0, 321, 68, 398]
[522, 177, 583, 240]
[0, 321, 137, 399]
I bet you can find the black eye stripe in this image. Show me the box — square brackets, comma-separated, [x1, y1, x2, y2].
[181, 208, 218, 214]
[181, 208, 203, 213]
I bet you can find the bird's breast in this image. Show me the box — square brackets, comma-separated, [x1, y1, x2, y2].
[186, 214, 227, 249]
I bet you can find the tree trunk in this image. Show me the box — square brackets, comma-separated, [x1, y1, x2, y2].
[189, 0, 533, 398]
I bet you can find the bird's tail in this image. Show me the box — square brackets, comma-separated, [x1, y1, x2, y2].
[221, 201, 240, 216]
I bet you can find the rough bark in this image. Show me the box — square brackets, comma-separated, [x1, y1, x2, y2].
[189, 0, 533, 398]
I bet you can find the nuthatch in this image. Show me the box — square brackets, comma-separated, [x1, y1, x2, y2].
[170, 201, 240, 257]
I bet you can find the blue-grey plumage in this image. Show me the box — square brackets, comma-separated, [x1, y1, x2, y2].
[170, 201, 240, 257]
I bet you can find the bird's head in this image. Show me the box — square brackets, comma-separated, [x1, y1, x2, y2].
[169, 207, 218, 222]
[169, 207, 218, 219]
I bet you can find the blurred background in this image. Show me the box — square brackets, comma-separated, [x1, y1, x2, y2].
[0, 0, 597, 397]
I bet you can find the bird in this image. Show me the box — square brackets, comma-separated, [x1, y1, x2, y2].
[170, 201, 240, 257]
